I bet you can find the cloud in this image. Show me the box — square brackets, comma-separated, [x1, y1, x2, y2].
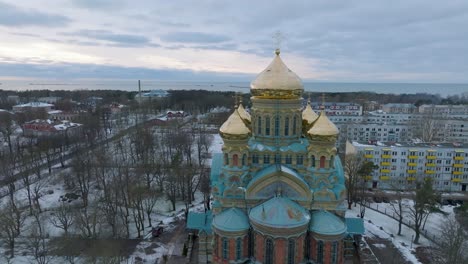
[61, 29, 152, 47]
[0, 61, 252, 81]
[0, 2, 71, 27]
[2, 0, 468, 82]
[161, 32, 231, 43]
[71, 0, 126, 9]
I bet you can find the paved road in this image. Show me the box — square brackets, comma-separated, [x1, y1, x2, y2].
[367, 237, 412, 264]
[163, 220, 188, 264]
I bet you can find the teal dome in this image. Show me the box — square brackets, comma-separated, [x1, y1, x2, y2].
[213, 208, 249, 232]
[309, 210, 346, 236]
[249, 197, 310, 229]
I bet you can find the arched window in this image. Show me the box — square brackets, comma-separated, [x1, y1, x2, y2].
[284, 117, 289, 136]
[252, 154, 259, 164]
[224, 153, 229, 165]
[248, 229, 254, 257]
[275, 154, 281, 164]
[329, 155, 334, 168]
[331, 241, 338, 264]
[265, 238, 274, 264]
[292, 116, 297, 135]
[265, 117, 270, 136]
[257, 116, 262, 135]
[288, 239, 295, 264]
[233, 154, 239, 166]
[311, 155, 316, 167]
[274, 116, 280, 136]
[317, 241, 324, 263]
[297, 155, 304, 165]
[242, 154, 247, 166]
[222, 237, 228, 260]
[236, 237, 242, 260]
[320, 156, 326, 168]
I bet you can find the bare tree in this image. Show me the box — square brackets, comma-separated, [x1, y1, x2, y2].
[0, 111, 14, 155]
[345, 152, 378, 210]
[432, 218, 468, 264]
[29, 212, 51, 264]
[50, 203, 75, 237]
[0, 200, 25, 258]
[389, 185, 406, 236]
[412, 106, 445, 142]
[71, 151, 93, 207]
[32, 178, 49, 212]
[345, 153, 364, 210]
[75, 207, 101, 238]
[142, 188, 160, 227]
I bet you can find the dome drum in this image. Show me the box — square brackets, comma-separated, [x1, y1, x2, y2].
[251, 88, 303, 99]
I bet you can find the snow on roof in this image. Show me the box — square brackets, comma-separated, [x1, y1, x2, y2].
[14, 102, 54, 107]
[54, 120, 82, 130]
[47, 110, 63, 114]
[352, 141, 375, 147]
[210, 106, 230, 113]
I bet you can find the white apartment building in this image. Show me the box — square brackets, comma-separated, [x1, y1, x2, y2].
[382, 103, 417, 114]
[419, 104, 468, 119]
[352, 141, 468, 192]
[311, 102, 363, 116]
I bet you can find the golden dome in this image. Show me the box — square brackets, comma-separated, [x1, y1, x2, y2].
[302, 102, 318, 125]
[220, 108, 251, 139]
[250, 49, 303, 99]
[237, 103, 251, 123]
[307, 110, 339, 137]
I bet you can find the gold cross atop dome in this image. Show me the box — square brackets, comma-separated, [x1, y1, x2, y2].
[272, 31, 284, 54]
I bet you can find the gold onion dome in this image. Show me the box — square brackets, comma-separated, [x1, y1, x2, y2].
[307, 110, 339, 137]
[237, 103, 251, 123]
[250, 49, 304, 99]
[302, 102, 319, 125]
[219, 108, 251, 139]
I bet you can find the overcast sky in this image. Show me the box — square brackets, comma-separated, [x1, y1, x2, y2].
[1, 0, 468, 82]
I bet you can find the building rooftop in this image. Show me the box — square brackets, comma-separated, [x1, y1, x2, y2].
[249, 196, 310, 229]
[353, 141, 468, 149]
[309, 210, 346, 236]
[14, 102, 54, 107]
[212, 208, 249, 232]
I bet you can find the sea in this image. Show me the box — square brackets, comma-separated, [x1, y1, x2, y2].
[1, 80, 467, 97]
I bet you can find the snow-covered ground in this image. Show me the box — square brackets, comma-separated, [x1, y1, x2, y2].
[347, 201, 458, 263]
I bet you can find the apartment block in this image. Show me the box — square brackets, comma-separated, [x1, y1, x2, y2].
[352, 141, 468, 192]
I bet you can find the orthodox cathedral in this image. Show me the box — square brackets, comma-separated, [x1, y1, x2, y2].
[188, 49, 362, 264]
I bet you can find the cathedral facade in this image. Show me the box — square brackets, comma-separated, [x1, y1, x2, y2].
[198, 49, 351, 264]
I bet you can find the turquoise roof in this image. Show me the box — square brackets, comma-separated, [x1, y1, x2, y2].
[248, 138, 309, 153]
[210, 153, 223, 183]
[309, 210, 346, 236]
[334, 157, 345, 184]
[247, 165, 310, 191]
[212, 208, 250, 232]
[187, 211, 213, 234]
[249, 196, 310, 228]
[345, 218, 364, 235]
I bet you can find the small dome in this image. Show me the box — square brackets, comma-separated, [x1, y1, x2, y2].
[237, 103, 251, 123]
[249, 196, 310, 229]
[309, 210, 346, 236]
[250, 49, 304, 99]
[302, 102, 319, 125]
[213, 208, 250, 232]
[219, 108, 250, 138]
[307, 110, 339, 137]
